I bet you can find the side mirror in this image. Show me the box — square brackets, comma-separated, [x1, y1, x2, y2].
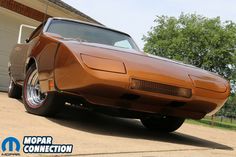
[17, 24, 36, 44]
[25, 38, 30, 43]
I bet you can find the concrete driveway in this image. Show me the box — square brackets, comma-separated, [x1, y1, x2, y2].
[0, 92, 236, 157]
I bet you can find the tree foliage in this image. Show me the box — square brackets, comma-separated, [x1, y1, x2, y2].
[217, 93, 236, 118]
[143, 13, 236, 79]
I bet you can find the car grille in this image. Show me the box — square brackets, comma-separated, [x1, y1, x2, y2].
[130, 78, 192, 98]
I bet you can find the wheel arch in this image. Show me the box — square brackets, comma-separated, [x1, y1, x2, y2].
[25, 57, 38, 74]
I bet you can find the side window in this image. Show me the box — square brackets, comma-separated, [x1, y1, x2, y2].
[114, 40, 132, 49]
[28, 24, 43, 42]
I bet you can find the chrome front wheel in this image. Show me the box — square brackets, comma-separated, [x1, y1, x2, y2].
[23, 64, 64, 116]
[26, 69, 47, 107]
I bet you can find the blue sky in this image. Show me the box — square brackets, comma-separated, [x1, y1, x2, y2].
[62, 0, 236, 50]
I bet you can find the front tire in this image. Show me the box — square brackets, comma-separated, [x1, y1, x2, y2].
[141, 116, 185, 133]
[23, 64, 64, 116]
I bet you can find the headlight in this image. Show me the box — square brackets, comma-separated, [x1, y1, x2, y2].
[81, 54, 126, 74]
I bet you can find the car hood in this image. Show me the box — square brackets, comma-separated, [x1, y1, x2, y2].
[63, 41, 229, 93]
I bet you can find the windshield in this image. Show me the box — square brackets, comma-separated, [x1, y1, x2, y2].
[47, 20, 139, 51]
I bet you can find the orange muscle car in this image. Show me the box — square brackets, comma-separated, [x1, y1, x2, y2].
[8, 17, 230, 132]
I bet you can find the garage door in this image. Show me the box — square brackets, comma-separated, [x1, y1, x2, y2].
[0, 8, 39, 91]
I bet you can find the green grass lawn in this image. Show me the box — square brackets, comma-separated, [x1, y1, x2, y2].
[204, 116, 236, 124]
[186, 117, 236, 131]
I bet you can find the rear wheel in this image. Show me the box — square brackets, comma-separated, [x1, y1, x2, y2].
[23, 64, 64, 116]
[8, 76, 22, 99]
[141, 116, 185, 133]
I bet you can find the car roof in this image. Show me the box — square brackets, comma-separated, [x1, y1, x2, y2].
[50, 17, 131, 37]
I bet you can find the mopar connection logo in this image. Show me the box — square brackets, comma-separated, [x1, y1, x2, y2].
[23, 136, 73, 153]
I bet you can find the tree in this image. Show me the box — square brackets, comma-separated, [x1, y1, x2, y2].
[143, 13, 236, 80]
[218, 93, 236, 118]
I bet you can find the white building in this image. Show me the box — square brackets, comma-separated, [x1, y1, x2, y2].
[0, 0, 100, 91]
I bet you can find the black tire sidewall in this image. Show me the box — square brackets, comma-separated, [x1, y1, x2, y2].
[141, 116, 185, 132]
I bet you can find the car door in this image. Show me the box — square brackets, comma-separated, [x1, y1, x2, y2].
[10, 24, 43, 82]
[10, 44, 30, 81]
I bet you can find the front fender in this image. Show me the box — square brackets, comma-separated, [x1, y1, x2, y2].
[28, 35, 60, 93]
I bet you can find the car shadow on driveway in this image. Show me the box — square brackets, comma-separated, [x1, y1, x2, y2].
[47, 106, 233, 151]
